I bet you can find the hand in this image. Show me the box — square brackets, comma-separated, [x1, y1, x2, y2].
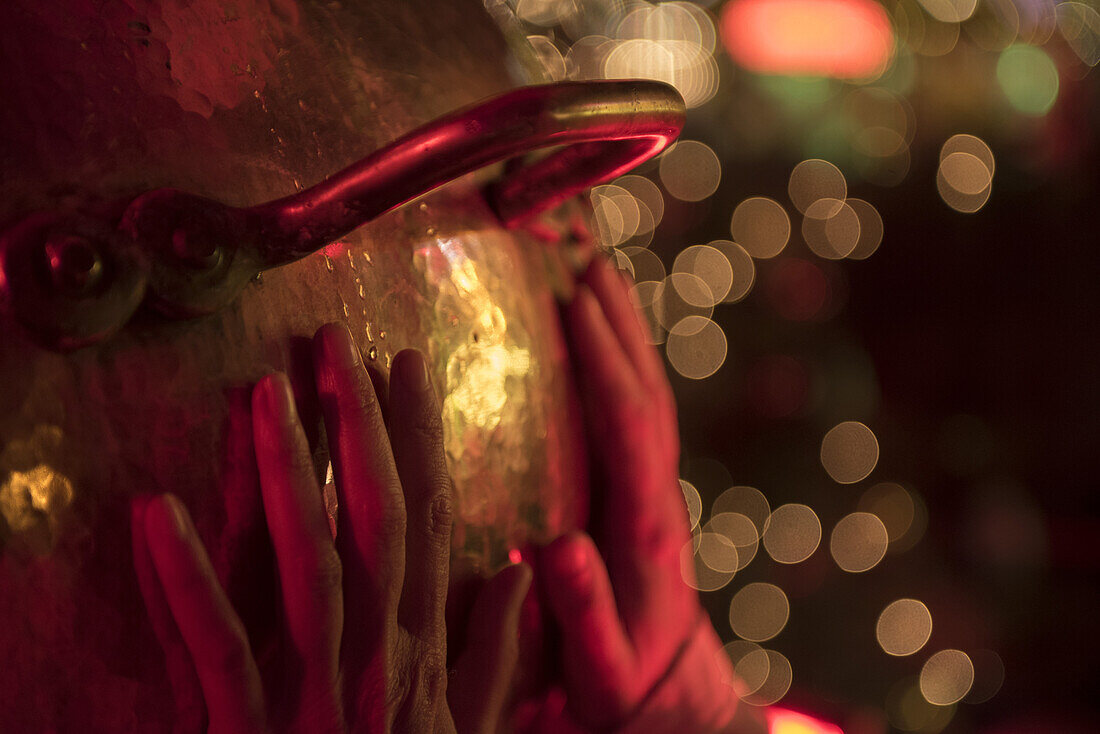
[132, 323, 531, 733]
[536, 257, 763, 733]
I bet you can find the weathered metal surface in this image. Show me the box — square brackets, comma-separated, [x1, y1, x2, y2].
[0, 0, 607, 729]
[1, 80, 683, 349]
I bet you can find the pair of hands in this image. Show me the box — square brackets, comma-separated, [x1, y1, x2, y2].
[132, 256, 747, 732]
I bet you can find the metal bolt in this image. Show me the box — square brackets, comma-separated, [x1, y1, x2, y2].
[172, 228, 222, 270]
[43, 235, 104, 296]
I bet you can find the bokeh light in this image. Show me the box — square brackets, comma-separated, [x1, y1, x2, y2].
[673, 244, 734, 304]
[706, 512, 761, 570]
[829, 512, 889, 572]
[767, 708, 844, 734]
[742, 649, 793, 706]
[916, 0, 978, 24]
[666, 315, 728, 379]
[722, 640, 771, 695]
[622, 245, 667, 283]
[820, 421, 880, 484]
[730, 197, 792, 259]
[964, 649, 1006, 704]
[526, 34, 567, 80]
[655, 272, 716, 328]
[698, 529, 741, 573]
[659, 140, 722, 201]
[1058, 3, 1100, 67]
[853, 481, 924, 550]
[681, 535, 736, 591]
[713, 485, 772, 535]
[707, 240, 757, 302]
[844, 198, 885, 260]
[876, 598, 933, 656]
[920, 649, 975, 705]
[680, 478, 703, 531]
[729, 582, 790, 641]
[996, 43, 1060, 116]
[763, 503, 822, 563]
[720, 0, 894, 78]
[788, 159, 847, 216]
[614, 174, 665, 232]
[886, 676, 956, 733]
[803, 198, 861, 260]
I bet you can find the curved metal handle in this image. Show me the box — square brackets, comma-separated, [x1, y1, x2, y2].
[130, 79, 684, 267]
[2, 80, 685, 349]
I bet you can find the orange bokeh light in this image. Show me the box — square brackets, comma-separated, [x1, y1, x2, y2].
[721, 0, 894, 79]
[767, 707, 844, 734]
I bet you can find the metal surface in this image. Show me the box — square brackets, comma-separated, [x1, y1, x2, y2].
[0, 0, 652, 729]
[1, 81, 683, 350]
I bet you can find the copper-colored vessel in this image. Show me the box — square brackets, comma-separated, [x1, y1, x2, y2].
[0, 0, 683, 729]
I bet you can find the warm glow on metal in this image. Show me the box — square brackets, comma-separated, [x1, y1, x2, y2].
[720, 0, 894, 78]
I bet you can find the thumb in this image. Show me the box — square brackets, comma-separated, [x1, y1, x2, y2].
[449, 562, 533, 734]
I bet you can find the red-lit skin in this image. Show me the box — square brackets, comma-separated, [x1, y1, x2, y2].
[132, 325, 531, 733]
[533, 258, 694, 728]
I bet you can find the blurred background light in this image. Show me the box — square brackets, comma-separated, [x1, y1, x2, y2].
[720, 0, 894, 78]
[763, 503, 822, 563]
[876, 599, 933, 656]
[996, 43, 1060, 115]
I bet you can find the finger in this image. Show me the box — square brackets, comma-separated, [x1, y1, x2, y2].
[450, 563, 533, 734]
[539, 533, 637, 723]
[388, 349, 454, 642]
[564, 285, 644, 433]
[582, 256, 667, 397]
[252, 374, 343, 691]
[585, 257, 680, 461]
[131, 497, 205, 718]
[312, 323, 406, 671]
[144, 494, 268, 734]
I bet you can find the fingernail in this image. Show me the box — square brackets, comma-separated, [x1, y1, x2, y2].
[260, 373, 298, 424]
[393, 349, 430, 392]
[319, 323, 360, 368]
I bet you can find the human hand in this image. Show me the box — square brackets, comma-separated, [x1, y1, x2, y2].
[132, 324, 531, 733]
[536, 256, 764, 733]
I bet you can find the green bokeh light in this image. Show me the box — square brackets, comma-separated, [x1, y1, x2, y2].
[996, 44, 1060, 116]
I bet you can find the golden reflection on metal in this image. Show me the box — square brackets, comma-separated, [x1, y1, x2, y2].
[0, 464, 74, 544]
[427, 237, 533, 431]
